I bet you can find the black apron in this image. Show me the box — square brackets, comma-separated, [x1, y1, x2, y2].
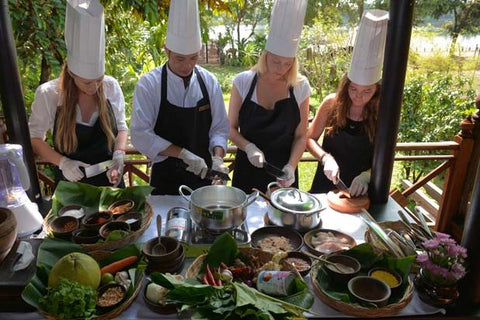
[53, 100, 122, 187]
[232, 74, 300, 193]
[310, 118, 373, 193]
[150, 65, 212, 195]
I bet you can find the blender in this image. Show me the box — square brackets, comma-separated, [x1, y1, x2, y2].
[0, 144, 43, 237]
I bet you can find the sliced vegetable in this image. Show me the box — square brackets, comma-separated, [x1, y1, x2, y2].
[100, 256, 138, 275]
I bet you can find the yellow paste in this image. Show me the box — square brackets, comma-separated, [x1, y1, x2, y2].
[371, 270, 399, 287]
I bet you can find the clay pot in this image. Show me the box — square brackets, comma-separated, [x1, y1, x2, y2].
[0, 208, 18, 263]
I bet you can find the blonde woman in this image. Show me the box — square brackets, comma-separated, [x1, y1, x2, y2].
[29, 64, 128, 187]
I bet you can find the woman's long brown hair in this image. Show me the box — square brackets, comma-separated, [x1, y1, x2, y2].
[54, 64, 115, 154]
[325, 75, 380, 143]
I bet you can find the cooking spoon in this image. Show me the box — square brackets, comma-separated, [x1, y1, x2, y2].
[302, 251, 355, 274]
[152, 215, 166, 255]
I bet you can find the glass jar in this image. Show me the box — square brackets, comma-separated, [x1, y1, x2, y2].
[414, 268, 459, 308]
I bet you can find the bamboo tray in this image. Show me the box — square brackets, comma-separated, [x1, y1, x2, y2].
[44, 203, 153, 252]
[310, 260, 413, 318]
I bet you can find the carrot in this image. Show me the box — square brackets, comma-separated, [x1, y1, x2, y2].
[101, 256, 138, 275]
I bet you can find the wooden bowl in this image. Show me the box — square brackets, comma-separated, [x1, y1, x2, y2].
[143, 282, 177, 314]
[0, 208, 17, 263]
[108, 199, 134, 217]
[348, 276, 391, 307]
[82, 211, 113, 231]
[58, 204, 85, 220]
[281, 251, 312, 276]
[96, 283, 127, 312]
[72, 228, 101, 244]
[50, 215, 79, 239]
[115, 212, 142, 231]
[99, 221, 131, 240]
[304, 228, 356, 256]
[250, 226, 303, 253]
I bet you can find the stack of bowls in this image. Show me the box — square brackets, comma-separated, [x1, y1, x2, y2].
[142, 236, 185, 274]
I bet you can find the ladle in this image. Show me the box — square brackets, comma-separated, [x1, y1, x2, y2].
[152, 215, 166, 255]
[302, 251, 355, 274]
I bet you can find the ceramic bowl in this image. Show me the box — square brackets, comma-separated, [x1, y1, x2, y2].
[81, 211, 113, 230]
[368, 267, 403, 296]
[58, 204, 86, 220]
[322, 254, 361, 285]
[281, 251, 312, 276]
[96, 283, 127, 311]
[115, 211, 142, 231]
[99, 221, 131, 240]
[348, 275, 391, 307]
[250, 226, 303, 253]
[108, 199, 135, 217]
[142, 236, 182, 264]
[50, 215, 79, 239]
[72, 228, 101, 244]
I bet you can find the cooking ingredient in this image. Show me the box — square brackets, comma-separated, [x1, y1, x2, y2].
[284, 257, 310, 272]
[146, 282, 168, 304]
[101, 273, 114, 285]
[100, 256, 138, 275]
[115, 271, 131, 289]
[48, 252, 101, 289]
[111, 202, 132, 215]
[257, 270, 296, 296]
[314, 241, 352, 254]
[97, 285, 125, 307]
[39, 278, 97, 319]
[58, 221, 77, 233]
[150, 273, 317, 319]
[371, 270, 400, 287]
[257, 236, 293, 253]
[62, 209, 84, 219]
[105, 229, 130, 241]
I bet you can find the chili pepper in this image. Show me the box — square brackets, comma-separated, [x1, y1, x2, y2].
[202, 273, 209, 285]
[205, 264, 217, 286]
[216, 267, 223, 286]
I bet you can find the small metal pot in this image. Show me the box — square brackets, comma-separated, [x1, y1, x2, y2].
[266, 182, 323, 232]
[179, 185, 258, 232]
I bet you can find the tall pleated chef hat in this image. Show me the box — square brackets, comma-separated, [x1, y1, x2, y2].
[348, 9, 389, 86]
[65, 0, 105, 79]
[266, 0, 308, 58]
[165, 0, 202, 55]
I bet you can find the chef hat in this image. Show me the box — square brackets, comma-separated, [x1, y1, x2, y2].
[165, 0, 202, 55]
[348, 9, 389, 86]
[65, 0, 105, 79]
[265, 0, 307, 58]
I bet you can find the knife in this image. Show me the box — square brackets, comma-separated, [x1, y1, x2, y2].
[204, 168, 231, 181]
[335, 177, 351, 198]
[264, 161, 288, 180]
[84, 160, 115, 178]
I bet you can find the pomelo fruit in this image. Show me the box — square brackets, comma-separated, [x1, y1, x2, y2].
[48, 252, 101, 288]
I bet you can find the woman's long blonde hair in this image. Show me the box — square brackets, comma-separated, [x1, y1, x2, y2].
[54, 64, 115, 154]
[251, 50, 306, 87]
[325, 75, 380, 143]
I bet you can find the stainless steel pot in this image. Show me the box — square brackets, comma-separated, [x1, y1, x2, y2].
[266, 182, 323, 232]
[178, 185, 258, 232]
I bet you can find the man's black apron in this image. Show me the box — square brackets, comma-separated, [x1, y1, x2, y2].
[310, 118, 373, 193]
[232, 74, 300, 193]
[53, 100, 121, 187]
[150, 65, 212, 195]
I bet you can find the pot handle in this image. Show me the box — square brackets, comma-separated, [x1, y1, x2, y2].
[266, 181, 282, 195]
[178, 185, 193, 202]
[244, 190, 259, 207]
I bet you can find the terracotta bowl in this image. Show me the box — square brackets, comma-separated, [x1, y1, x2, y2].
[322, 254, 361, 285]
[58, 204, 85, 220]
[50, 215, 80, 239]
[115, 211, 142, 231]
[96, 283, 127, 311]
[348, 276, 391, 307]
[72, 228, 100, 244]
[99, 221, 131, 240]
[108, 199, 134, 217]
[81, 211, 113, 230]
[0, 208, 17, 263]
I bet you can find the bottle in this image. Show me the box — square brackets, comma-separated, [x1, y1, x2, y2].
[256, 270, 296, 296]
[165, 207, 190, 242]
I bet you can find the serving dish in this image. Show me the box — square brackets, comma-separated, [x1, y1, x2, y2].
[304, 228, 356, 255]
[250, 226, 303, 253]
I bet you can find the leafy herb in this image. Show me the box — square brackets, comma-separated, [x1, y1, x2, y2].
[38, 278, 97, 319]
[202, 233, 239, 270]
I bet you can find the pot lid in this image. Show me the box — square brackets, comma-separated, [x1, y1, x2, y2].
[270, 188, 322, 214]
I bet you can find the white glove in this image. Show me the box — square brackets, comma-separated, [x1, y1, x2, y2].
[107, 150, 125, 187]
[59, 156, 89, 182]
[278, 164, 295, 187]
[349, 171, 371, 197]
[178, 148, 208, 179]
[212, 155, 229, 174]
[244, 143, 265, 168]
[322, 153, 339, 184]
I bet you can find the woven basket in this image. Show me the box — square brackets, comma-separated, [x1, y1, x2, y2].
[38, 251, 144, 320]
[310, 260, 413, 317]
[44, 203, 153, 252]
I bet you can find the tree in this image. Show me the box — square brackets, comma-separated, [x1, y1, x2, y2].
[416, 0, 480, 55]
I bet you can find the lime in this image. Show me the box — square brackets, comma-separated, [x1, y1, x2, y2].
[101, 273, 114, 285]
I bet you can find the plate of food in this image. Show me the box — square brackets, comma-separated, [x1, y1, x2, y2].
[250, 226, 303, 253]
[304, 228, 356, 255]
[21, 238, 145, 320]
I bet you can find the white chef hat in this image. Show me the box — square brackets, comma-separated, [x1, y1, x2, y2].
[165, 0, 202, 55]
[348, 9, 389, 86]
[65, 0, 105, 79]
[265, 0, 307, 58]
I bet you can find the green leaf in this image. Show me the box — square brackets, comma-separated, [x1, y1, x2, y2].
[203, 233, 239, 270]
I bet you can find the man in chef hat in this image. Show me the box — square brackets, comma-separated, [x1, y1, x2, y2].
[307, 9, 389, 196]
[228, 0, 311, 193]
[29, 0, 128, 188]
[131, 0, 230, 195]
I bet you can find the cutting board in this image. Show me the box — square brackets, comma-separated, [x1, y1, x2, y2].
[327, 189, 370, 213]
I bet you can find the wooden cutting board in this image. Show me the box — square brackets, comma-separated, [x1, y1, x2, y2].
[327, 189, 370, 213]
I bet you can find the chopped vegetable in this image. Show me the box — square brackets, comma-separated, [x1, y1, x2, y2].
[100, 256, 138, 275]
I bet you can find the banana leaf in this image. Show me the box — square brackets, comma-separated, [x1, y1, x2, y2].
[21, 237, 144, 314]
[49, 181, 154, 223]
